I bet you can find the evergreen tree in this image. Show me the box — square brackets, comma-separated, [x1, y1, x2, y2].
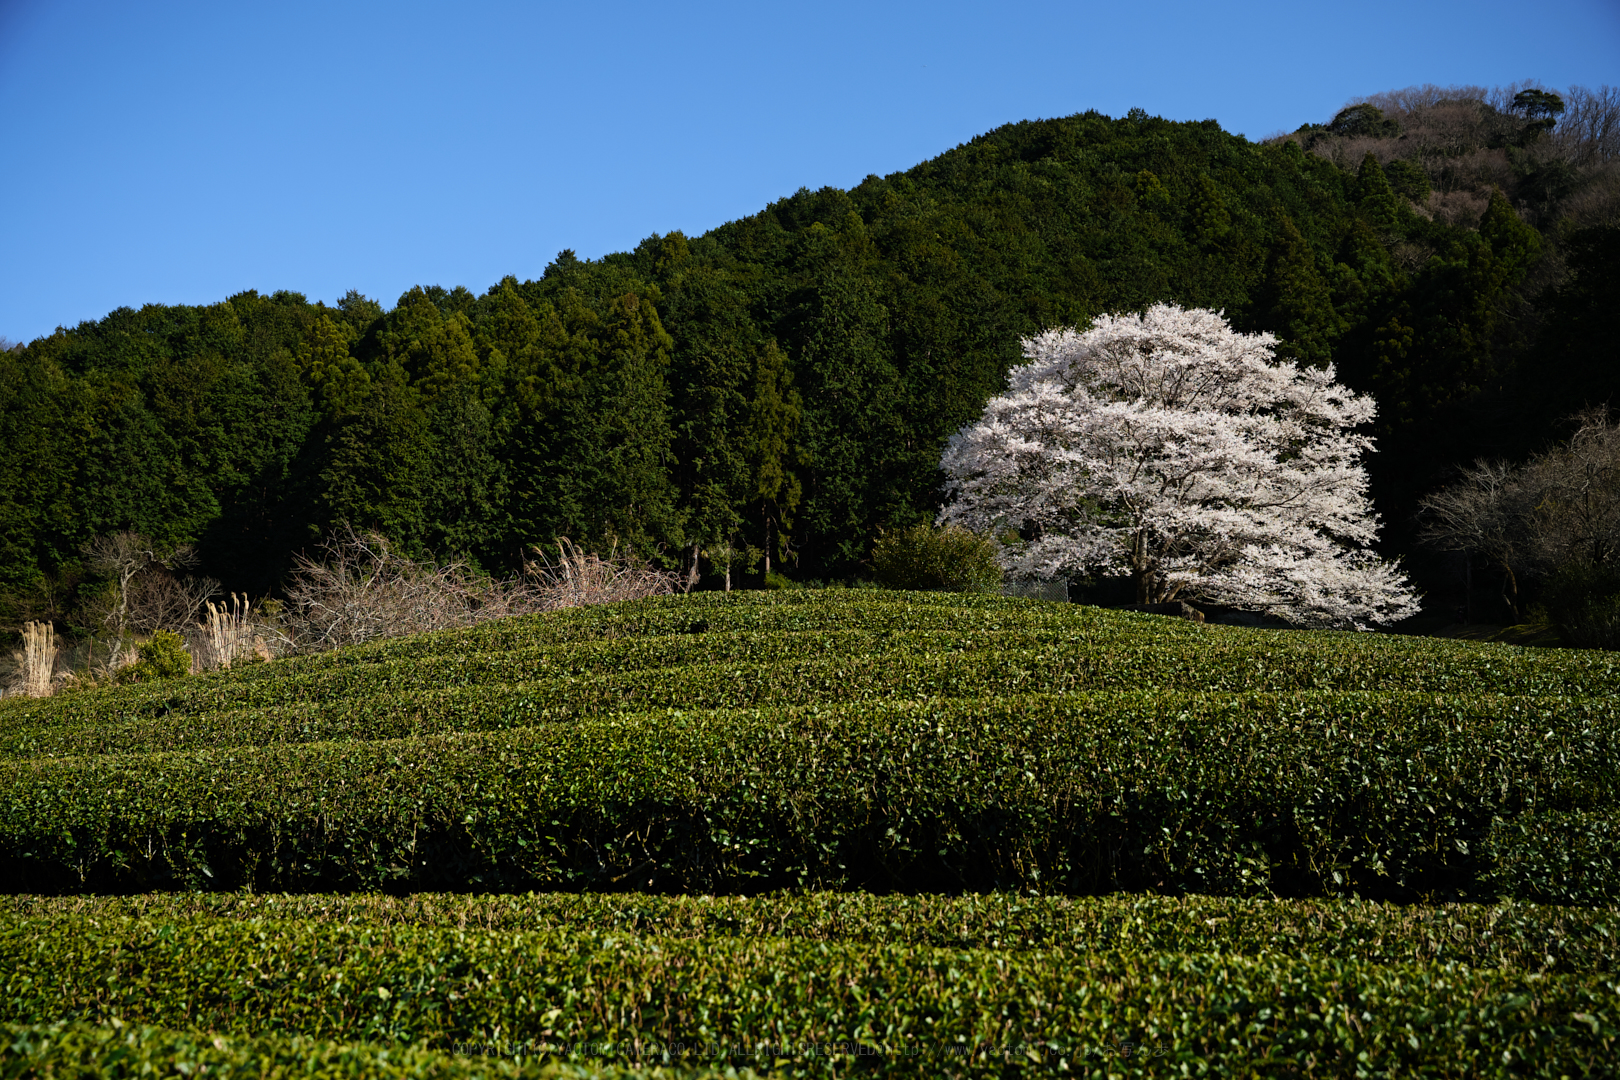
[1520, 224, 1619, 439]
[0, 102, 1598, 607]
[1477, 189, 1543, 279]
[744, 339, 803, 576]
[647, 233, 757, 583]
[783, 216, 905, 573]
[1356, 152, 1404, 238]
[296, 314, 370, 415]
[1261, 215, 1340, 366]
[503, 271, 683, 561]
[314, 367, 433, 550]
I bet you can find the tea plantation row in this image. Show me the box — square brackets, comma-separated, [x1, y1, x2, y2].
[4, 901, 1620, 1076]
[5, 593, 1620, 755]
[10, 890, 1620, 972]
[5, 690, 1618, 901]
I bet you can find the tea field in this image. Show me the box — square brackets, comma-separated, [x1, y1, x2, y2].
[3, 590, 1619, 1076]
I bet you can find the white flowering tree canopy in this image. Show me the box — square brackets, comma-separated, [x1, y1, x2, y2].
[939, 304, 1421, 629]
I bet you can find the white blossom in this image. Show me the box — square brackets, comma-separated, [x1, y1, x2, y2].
[940, 304, 1421, 629]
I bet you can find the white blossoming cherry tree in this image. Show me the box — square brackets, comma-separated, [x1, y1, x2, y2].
[940, 303, 1421, 629]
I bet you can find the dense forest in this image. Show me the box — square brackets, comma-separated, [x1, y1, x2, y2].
[2, 81, 1617, 633]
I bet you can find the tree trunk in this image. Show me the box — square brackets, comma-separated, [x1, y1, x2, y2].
[1133, 532, 1151, 603]
[1464, 555, 1472, 622]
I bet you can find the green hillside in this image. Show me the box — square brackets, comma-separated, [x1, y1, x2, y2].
[5, 91, 1613, 623]
[4, 592, 1620, 1074]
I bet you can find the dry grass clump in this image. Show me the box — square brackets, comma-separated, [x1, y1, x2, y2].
[3, 621, 59, 698]
[524, 537, 678, 609]
[189, 594, 273, 672]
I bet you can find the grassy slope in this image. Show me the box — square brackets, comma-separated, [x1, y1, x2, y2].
[4, 591, 1620, 1076]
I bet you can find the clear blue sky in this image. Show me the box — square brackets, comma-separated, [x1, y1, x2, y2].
[2, 0, 1616, 344]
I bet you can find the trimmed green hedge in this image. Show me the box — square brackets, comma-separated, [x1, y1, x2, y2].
[4, 691, 1618, 900]
[9, 891, 1619, 974]
[0, 1021, 745, 1079]
[3, 914, 1617, 1076]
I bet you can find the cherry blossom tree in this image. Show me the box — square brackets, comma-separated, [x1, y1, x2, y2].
[939, 304, 1421, 629]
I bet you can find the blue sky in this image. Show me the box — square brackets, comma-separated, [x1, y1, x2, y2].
[2, 0, 1616, 344]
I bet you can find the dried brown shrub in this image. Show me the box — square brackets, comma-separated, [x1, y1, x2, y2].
[280, 527, 677, 653]
[525, 537, 678, 609]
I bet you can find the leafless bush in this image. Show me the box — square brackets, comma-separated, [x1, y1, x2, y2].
[525, 537, 678, 608]
[1299, 82, 1617, 229]
[281, 529, 499, 652]
[1559, 163, 1620, 229]
[1421, 410, 1620, 619]
[1518, 414, 1620, 570]
[1355, 83, 1493, 116]
[1425, 188, 1491, 229]
[279, 528, 677, 653]
[1433, 147, 1516, 196]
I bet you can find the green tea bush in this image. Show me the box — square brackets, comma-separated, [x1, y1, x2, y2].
[872, 524, 1002, 593]
[3, 914, 1616, 1077]
[11, 890, 1619, 974]
[0, 1020, 740, 1079]
[11, 590, 1620, 751]
[9, 591, 1620, 1073]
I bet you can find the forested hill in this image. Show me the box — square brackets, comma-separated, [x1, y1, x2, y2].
[3, 91, 1616, 620]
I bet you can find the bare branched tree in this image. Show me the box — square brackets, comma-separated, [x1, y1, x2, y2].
[82, 531, 157, 637]
[81, 530, 219, 638]
[1419, 460, 1535, 619]
[1276, 82, 1620, 230]
[1519, 411, 1620, 569]
[1554, 85, 1620, 168]
[124, 566, 222, 635]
